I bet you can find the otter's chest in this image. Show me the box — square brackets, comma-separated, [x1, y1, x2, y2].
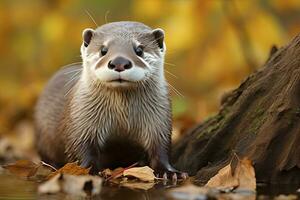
[69, 89, 170, 148]
[100, 98, 159, 139]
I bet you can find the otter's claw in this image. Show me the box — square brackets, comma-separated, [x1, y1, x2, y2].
[163, 172, 168, 180]
[157, 171, 188, 181]
[172, 173, 177, 181]
[172, 173, 178, 184]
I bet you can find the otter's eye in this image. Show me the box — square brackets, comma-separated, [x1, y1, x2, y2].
[100, 46, 108, 56]
[134, 46, 144, 57]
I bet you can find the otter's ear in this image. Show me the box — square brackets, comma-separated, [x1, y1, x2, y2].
[82, 28, 94, 47]
[152, 28, 165, 49]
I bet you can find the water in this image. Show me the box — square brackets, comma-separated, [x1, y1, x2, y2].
[0, 172, 299, 200]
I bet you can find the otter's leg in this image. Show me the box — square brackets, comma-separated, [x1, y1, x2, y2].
[80, 144, 102, 174]
[149, 144, 187, 179]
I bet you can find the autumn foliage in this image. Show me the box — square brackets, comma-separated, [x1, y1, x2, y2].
[2, 0, 300, 142]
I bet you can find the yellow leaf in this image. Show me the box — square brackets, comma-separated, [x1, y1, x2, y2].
[47, 162, 90, 179]
[123, 166, 155, 182]
[3, 160, 38, 178]
[206, 157, 256, 191]
[205, 163, 239, 190]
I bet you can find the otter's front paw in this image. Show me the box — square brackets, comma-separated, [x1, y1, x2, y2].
[156, 168, 188, 182]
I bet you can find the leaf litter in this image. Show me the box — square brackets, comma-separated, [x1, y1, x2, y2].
[169, 157, 257, 200]
[2, 159, 163, 196]
[206, 157, 256, 192]
[3, 159, 55, 181]
[123, 166, 155, 182]
[2, 156, 258, 198]
[47, 161, 90, 179]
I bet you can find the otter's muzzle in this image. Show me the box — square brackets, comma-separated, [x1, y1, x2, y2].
[108, 57, 132, 72]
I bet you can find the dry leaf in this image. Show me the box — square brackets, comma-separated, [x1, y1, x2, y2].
[236, 158, 256, 191]
[3, 160, 56, 180]
[102, 162, 139, 180]
[3, 160, 39, 178]
[110, 167, 125, 179]
[100, 165, 157, 190]
[30, 162, 56, 181]
[47, 162, 90, 179]
[206, 164, 239, 190]
[206, 157, 256, 192]
[123, 166, 155, 182]
[39, 173, 102, 196]
[100, 168, 113, 178]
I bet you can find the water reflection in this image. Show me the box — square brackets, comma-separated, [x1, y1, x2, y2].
[0, 173, 37, 199]
[0, 172, 169, 200]
[0, 172, 299, 200]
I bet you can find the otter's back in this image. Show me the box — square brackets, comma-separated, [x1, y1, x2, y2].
[34, 64, 82, 167]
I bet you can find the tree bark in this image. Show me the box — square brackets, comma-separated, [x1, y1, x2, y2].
[173, 34, 300, 184]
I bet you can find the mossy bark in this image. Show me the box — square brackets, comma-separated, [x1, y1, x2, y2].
[173, 34, 300, 184]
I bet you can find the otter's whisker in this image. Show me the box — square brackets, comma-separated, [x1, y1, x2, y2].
[84, 9, 99, 27]
[164, 69, 178, 79]
[64, 86, 74, 98]
[64, 70, 81, 86]
[64, 71, 81, 97]
[144, 34, 165, 48]
[164, 62, 176, 67]
[64, 68, 82, 75]
[62, 61, 83, 69]
[167, 83, 185, 98]
[151, 66, 178, 79]
[104, 10, 110, 23]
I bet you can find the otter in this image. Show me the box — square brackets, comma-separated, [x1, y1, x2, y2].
[35, 21, 185, 178]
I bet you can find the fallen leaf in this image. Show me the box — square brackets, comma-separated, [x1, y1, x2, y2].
[47, 162, 90, 179]
[103, 162, 139, 181]
[3, 160, 56, 181]
[109, 167, 125, 180]
[3, 160, 38, 177]
[205, 163, 239, 190]
[236, 158, 256, 191]
[33, 162, 56, 181]
[123, 166, 155, 182]
[38, 173, 102, 196]
[100, 168, 113, 178]
[206, 157, 256, 192]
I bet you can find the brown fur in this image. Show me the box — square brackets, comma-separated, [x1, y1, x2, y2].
[35, 21, 179, 173]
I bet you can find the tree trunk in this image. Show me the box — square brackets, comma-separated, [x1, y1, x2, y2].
[173, 34, 300, 184]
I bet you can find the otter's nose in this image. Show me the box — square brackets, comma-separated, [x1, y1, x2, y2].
[108, 57, 132, 72]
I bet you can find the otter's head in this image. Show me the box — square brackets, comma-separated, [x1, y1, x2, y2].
[80, 21, 166, 88]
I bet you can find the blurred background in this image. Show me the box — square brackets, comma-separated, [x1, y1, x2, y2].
[1, 0, 300, 160]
